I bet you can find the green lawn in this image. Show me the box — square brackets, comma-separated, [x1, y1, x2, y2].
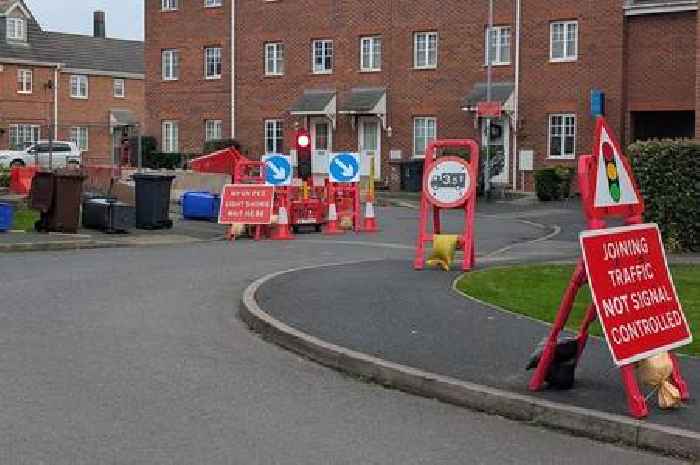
[456, 264, 700, 356]
[11, 208, 39, 232]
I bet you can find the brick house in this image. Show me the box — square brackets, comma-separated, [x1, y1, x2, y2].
[145, 0, 697, 191]
[0, 0, 144, 166]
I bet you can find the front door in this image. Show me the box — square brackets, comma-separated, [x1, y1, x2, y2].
[481, 117, 509, 184]
[358, 117, 381, 179]
[310, 117, 332, 174]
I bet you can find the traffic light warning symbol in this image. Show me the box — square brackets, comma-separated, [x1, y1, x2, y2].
[593, 124, 640, 208]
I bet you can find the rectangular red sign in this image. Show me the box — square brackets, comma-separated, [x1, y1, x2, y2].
[476, 101, 502, 118]
[580, 224, 691, 366]
[218, 184, 274, 225]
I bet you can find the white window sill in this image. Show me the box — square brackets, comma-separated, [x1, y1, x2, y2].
[70, 95, 89, 100]
[264, 72, 284, 77]
[114, 95, 125, 98]
[312, 70, 333, 75]
[483, 62, 512, 67]
[205, 75, 222, 80]
[162, 78, 179, 81]
[17, 91, 32, 95]
[161, 9, 178, 12]
[549, 57, 577, 63]
[547, 155, 575, 160]
[414, 65, 437, 70]
[360, 68, 381, 73]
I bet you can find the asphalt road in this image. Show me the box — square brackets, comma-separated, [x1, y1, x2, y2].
[0, 207, 686, 464]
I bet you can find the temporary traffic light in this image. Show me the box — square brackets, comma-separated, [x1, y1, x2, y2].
[295, 128, 312, 180]
[602, 142, 621, 203]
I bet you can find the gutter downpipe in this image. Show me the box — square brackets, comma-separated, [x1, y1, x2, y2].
[230, 0, 236, 139]
[512, 0, 521, 191]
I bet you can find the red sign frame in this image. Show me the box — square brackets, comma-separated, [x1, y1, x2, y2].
[218, 184, 274, 225]
[580, 224, 691, 366]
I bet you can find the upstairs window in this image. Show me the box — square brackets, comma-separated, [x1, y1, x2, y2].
[162, 49, 179, 80]
[486, 26, 511, 65]
[550, 21, 578, 62]
[312, 40, 333, 74]
[414, 32, 438, 69]
[17, 69, 32, 94]
[265, 42, 284, 76]
[113, 78, 125, 98]
[6, 17, 26, 41]
[205, 47, 222, 79]
[161, 0, 178, 11]
[205, 0, 223, 6]
[70, 75, 88, 99]
[360, 36, 382, 72]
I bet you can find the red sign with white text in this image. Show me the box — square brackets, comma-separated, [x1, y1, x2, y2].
[476, 101, 502, 118]
[580, 224, 691, 366]
[218, 184, 274, 225]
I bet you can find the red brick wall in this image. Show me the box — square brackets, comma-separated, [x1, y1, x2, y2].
[144, 0, 231, 154]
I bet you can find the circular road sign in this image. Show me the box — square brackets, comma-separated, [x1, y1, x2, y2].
[423, 156, 472, 208]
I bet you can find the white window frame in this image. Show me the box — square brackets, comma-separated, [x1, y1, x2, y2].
[70, 127, 89, 151]
[264, 119, 284, 154]
[204, 47, 222, 79]
[413, 117, 437, 158]
[162, 121, 179, 153]
[9, 124, 40, 150]
[70, 75, 88, 99]
[360, 36, 382, 72]
[548, 114, 577, 159]
[413, 32, 438, 69]
[162, 49, 179, 81]
[113, 78, 125, 98]
[550, 21, 578, 62]
[205, 0, 223, 6]
[264, 42, 284, 76]
[6, 17, 26, 41]
[161, 0, 178, 11]
[205, 120, 223, 141]
[485, 26, 511, 66]
[312, 39, 333, 74]
[17, 69, 32, 94]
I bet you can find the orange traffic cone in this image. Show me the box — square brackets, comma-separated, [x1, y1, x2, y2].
[270, 206, 294, 240]
[324, 202, 344, 235]
[362, 200, 379, 233]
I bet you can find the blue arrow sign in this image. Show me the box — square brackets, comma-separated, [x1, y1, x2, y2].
[263, 154, 292, 186]
[328, 152, 360, 183]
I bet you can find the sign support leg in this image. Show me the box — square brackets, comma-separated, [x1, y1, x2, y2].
[414, 196, 430, 270]
[576, 303, 598, 359]
[433, 206, 441, 235]
[620, 364, 648, 418]
[670, 353, 690, 401]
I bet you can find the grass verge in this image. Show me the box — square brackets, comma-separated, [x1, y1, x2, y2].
[12, 208, 39, 232]
[456, 264, 700, 356]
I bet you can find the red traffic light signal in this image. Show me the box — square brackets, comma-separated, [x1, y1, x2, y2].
[296, 129, 310, 150]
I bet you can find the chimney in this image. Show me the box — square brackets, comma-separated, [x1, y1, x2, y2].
[93, 11, 106, 39]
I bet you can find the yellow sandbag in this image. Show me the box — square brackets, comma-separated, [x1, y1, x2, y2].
[426, 234, 459, 272]
[230, 223, 245, 237]
[636, 352, 682, 409]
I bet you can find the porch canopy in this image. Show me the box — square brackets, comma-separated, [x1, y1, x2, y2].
[461, 81, 514, 113]
[109, 109, 139, 128]
[338, 87, 387, 129]
[289, 89, 337, 129]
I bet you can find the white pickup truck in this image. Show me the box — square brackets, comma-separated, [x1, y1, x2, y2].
[0, 141, 82, 169]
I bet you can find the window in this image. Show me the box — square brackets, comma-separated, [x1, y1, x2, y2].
[6, 17, 26, 41]
[70, 127, 89, 151]
[205, 0, 223, 6]
[312, 40, 333, 74]
[70, 75, 88, 99]
[265, 42, 284, 76]
[360, 36, 382, 72]
[414, 32, 438, 69]
[17, 69, 32, 94]
[205, 47, 222, 79]
[550, 21, 578, 62]
[205, 120, 223, 141]
[413, 117, 437, 157]
[264, 120, 284, 154]
[113, 78, 125, 98]
[162, 121, 179, 153]
[161, 0, 178, 11]
[8, 124, 40, 150]
[486, 26, 511, 65]
[548, 114, 576, 158]
[162, 49, 179, 80]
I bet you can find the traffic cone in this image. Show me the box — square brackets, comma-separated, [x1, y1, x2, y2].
[362, 200, 379, 233]
[324, 202, 344, 235]
[270, 206, 294, 240]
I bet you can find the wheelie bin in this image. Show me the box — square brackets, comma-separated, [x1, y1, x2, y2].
[0, 202, 14, 232]
[30, 170, 85, 233]
[133, 173, 176, 229]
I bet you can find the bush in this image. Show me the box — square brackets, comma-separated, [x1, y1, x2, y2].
[203, 138, 241, 155]
[628, 140, 699, 252]
[535, 166, 574, 201]
[0, 168, 9, 188]
[143, 152, 194, 170]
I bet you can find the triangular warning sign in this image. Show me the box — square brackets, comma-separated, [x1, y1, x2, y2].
[593, 120, 640, 208]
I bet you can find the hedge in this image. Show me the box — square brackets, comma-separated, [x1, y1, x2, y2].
[203, 139, 241, 155]
[142, 152, 197, 170]
[628, 140, 699, 252]
[534, 166, 575, 201]
[0, 168, 9, 188]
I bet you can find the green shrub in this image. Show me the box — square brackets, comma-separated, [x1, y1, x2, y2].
[143, 152, 195, 170]
[0, 168, 9, 188]
[628, 140, 699, 252]
[203, 139, 241, 155]
[535, 166, 574, 201]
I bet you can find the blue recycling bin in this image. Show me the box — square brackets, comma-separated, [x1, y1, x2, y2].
[0, 202, 15, 232]
[181, 191, 220, 221]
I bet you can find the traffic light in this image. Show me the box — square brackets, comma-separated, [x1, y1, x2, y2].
[602, 142, 621, 202]
[295, 128, 312, 180]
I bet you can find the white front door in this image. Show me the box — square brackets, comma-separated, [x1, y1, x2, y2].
[358, 117, 381, 179]
[481, 117, 509, 184]
[310, 117, 332, 174]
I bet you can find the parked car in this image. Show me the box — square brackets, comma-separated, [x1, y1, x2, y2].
[0, 141, 82, 169]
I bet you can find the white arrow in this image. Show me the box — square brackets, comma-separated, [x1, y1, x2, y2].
[334, 158, 355, 178]
[267, 160, 287, 180]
